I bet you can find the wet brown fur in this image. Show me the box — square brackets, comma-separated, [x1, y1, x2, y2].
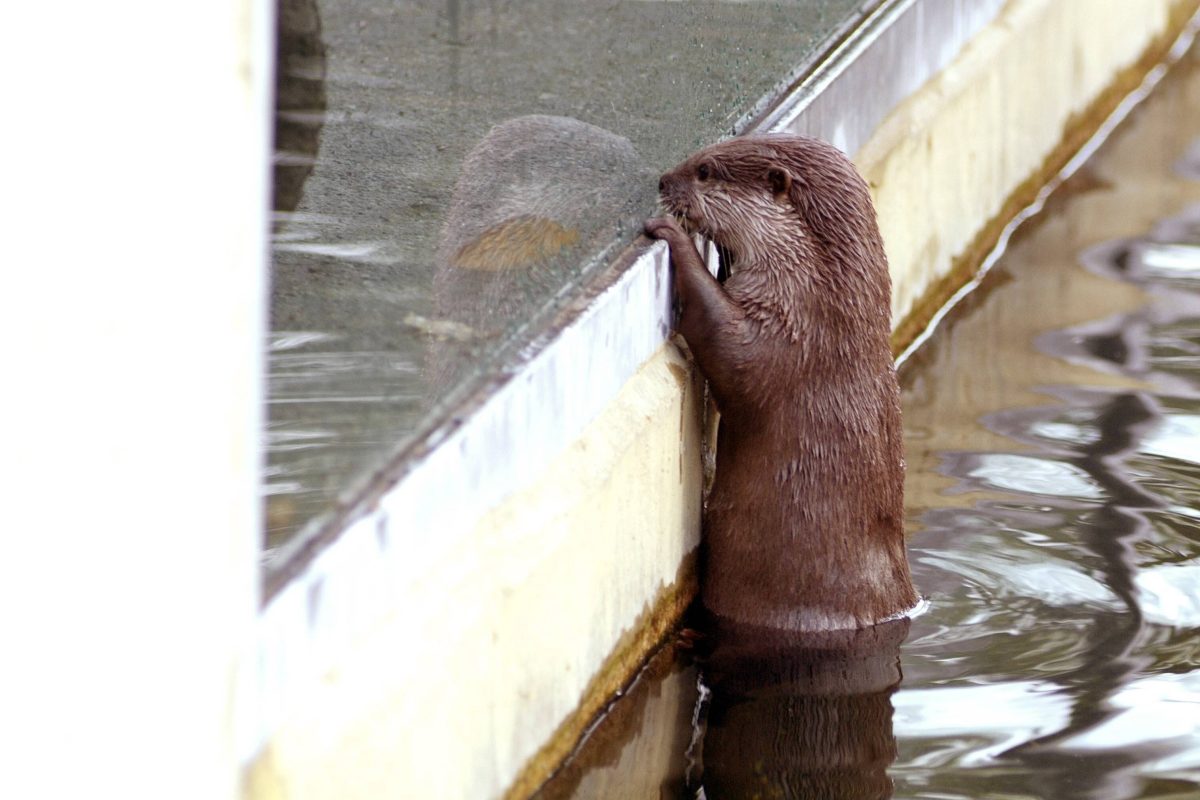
[645, 134, 918, 631]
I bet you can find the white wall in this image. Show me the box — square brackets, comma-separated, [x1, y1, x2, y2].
[0, 1, 273, 797]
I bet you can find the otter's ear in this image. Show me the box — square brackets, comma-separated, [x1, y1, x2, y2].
[767, 166, 791, 198]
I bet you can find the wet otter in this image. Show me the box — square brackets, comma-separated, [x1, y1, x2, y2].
[645, 134, 918, 631]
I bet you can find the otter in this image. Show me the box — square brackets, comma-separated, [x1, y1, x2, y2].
[645, 134, 918, 632]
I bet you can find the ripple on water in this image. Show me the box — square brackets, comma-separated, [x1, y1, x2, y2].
[964, 453, 1106, 499]
[893, 681, 1073, 765]
[895, 85, 1200, 793]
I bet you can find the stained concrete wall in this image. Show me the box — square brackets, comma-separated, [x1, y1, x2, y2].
[860, 0, 1200, 348]
[2, 1, 273, 798]
[242, 0, 1200, 798]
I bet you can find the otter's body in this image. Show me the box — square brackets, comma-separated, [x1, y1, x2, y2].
[646, 134, 918, 631]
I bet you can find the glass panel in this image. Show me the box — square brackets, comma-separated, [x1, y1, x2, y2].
[267, 0, 876, 564]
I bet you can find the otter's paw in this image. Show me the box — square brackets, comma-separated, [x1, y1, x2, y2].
[644, 216, 686, 242]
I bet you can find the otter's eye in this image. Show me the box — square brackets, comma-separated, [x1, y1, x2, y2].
[696, 163, 711, 181]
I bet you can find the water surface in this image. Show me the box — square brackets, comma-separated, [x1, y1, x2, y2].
[893, 42, 1200, 795]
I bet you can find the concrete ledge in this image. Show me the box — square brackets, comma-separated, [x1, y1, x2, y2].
[243, 1, 1200, 797]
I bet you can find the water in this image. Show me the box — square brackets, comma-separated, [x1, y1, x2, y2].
[533, 37, 1200, 800]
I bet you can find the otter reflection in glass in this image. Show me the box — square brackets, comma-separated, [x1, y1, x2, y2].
[425, 115, 653, 398]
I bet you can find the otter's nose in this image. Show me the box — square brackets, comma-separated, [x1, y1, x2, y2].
[658, 176, 667, 194]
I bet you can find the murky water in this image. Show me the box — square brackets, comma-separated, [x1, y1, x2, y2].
[533, 37, 1200, 800]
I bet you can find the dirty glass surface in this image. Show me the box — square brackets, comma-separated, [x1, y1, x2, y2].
[266, 0, 875, 562]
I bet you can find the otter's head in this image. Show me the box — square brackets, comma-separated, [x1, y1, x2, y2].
[657, 135, 883, 274]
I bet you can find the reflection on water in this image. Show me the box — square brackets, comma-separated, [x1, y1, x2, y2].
[895, 40, 1200, 794]
[534, 37, 1200, 800]
[699, 619, 910, 798]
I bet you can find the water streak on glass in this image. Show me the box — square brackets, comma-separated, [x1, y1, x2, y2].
[532, 38, 1200, 800]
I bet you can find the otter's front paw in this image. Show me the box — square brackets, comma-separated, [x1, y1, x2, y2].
[644, 216, 687, 243]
